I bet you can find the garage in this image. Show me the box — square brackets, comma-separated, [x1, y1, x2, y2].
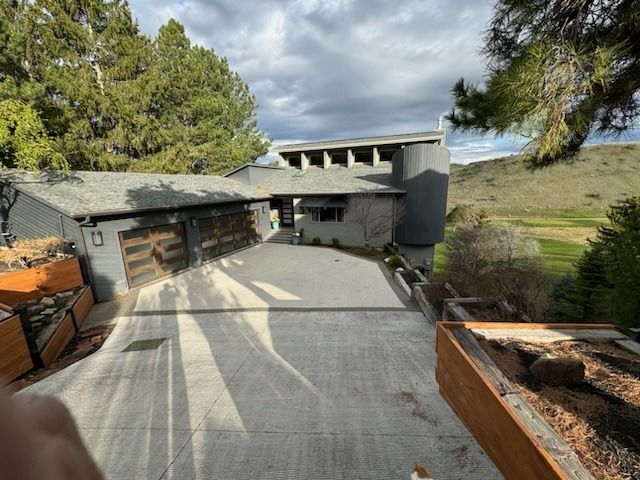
[199, 211, 258, 262]
[119, 223, 188, 288]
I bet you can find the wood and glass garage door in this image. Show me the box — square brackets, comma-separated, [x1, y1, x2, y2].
[119, 223, 188, 288]
[198, 211, 258, 262]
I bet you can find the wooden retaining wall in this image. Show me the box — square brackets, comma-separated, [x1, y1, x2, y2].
[71, 286, 94, 330]
[0, 258, 84, 306]
[0, 284, 95, 383]
[0, 314, 33, 384]
[40, 312, 75, 368]
[436, 322, 598, 480]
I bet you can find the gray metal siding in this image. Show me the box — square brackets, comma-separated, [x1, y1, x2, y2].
[1, 185, 79, 243]
[83, 201, 270, 300]
[392, 144, 450, 245]
[248, 167, 280, 186]
[226, 168, 251, 185]
[226, 165, 280, 186]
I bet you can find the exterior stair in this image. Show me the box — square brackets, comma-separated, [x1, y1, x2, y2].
[264, 227, 295, 244]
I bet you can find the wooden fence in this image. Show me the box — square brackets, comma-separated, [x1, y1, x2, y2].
[0, 258, 84, 306]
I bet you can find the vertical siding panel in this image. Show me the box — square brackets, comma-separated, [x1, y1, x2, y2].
[1, 187, 79, 244]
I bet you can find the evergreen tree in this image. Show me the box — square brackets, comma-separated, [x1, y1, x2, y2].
[27, 0, 152, 170]
[1, 2, 268, 174]
[573, 197, 640, 328]
[447, 0, 640, 166]
[131, 20, 269, 175]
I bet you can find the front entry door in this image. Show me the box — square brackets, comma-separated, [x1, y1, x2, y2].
[281, 198, 294, 227]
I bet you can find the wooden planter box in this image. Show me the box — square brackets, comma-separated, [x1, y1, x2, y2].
[0, 284, 95, 383]
[0, 313, 33, 384]
[435, 322, 626, 480]
[38, 285, 95, 368]
[0, 258, 84, 307]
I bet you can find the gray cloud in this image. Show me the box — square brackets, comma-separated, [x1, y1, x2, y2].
[129, 0, 637, 164]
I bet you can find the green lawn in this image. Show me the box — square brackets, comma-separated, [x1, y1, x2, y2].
[433, 220, 592, 277]
[535, 237, 587, 276]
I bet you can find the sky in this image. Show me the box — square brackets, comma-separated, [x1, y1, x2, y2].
[128, 0, 640, 164]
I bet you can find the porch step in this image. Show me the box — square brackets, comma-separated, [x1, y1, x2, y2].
[264, 228, 295, 244]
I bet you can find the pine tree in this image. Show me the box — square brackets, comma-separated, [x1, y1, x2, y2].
[27, 0, 153, 170]
[131, 20, 269, 175]
[447, 0, 640, 166]
[574, 197, 640, 328]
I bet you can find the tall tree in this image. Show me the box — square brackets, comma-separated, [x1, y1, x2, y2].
[26, 0, 152, 170]
[131, 20, 269, 175]
[447, 0, 640, 166]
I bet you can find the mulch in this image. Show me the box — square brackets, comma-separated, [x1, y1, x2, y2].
[481, 338, 640, 480]
[10, 324, 115, 392]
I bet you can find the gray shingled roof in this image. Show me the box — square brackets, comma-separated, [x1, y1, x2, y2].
[258, 165, 404, 196]
[3, 170, 271, 218]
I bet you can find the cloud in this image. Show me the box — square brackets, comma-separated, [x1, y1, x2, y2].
[128, 0, 638, 164]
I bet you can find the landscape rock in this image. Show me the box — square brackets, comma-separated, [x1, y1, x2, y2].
[530, 355, 585, 386]
[27, 304, 47, 315]
[40, 297, 55, 306]
[13, 299, 38, 310]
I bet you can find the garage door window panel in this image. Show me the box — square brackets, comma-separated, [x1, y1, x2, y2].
[119, 223, 187, 288]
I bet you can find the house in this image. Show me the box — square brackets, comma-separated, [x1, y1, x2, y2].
[0, 171, 271, 300]
[226, 130, 450, 271]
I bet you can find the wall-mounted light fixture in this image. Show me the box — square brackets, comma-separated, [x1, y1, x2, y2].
[261, 205, 266, 214]
[190, 218, 198, 228]
[91, 231, 103, 246]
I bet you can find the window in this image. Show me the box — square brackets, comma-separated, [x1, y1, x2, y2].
[311, 207, 345, 223]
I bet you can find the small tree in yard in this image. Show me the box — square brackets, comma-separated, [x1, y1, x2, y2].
[349, 194, 405, 248]
[446, 214, 551, 321]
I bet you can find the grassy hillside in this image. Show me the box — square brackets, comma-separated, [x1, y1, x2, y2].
[448, 142, 640, 217]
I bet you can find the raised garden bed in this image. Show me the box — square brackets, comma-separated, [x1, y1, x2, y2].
[481, 335, 640, 480]
[0, 309, 33, 383]
[0, 258, 95, 383]
[436, 322, 634, 480]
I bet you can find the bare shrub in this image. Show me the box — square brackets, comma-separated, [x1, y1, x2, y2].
[349, 193, 406, 248]
[446, 214, 552, 320]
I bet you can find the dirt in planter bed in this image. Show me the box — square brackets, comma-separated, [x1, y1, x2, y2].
[480, 338, 640, 480]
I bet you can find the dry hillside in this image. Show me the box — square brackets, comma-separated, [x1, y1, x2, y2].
[447, 143, 640, 217]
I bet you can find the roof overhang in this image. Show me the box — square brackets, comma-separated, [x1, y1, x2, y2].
[298, 196, 348, 208]
[274, 130, 445, 153]
[70, 195, 272, 219]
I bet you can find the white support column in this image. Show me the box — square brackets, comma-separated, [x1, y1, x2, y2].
[300, 152, 309, 170]
[323, 150, 331, 169]
[278, 153, 287, 167]
[347, 148, 355, 168]
[372, 146, 380, 167]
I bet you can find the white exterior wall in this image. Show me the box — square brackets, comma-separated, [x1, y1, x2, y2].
[293, 196, 394, 247]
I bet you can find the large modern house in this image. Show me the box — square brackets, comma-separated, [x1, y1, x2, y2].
[227, 130, 450, 270]
[1, 130, 450, 300]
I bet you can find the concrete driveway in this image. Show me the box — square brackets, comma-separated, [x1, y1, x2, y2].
[25, 245, 501, 479]
[133, 243, 407, 312]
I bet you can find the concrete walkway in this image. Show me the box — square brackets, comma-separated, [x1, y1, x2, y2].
[25, 245, 502, 479]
